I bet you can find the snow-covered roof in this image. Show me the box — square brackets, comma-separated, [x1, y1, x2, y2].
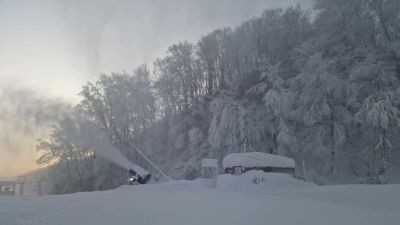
[222, 152, 295, 169]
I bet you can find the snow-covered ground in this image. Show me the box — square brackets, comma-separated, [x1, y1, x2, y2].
[0, 172, 399, 225]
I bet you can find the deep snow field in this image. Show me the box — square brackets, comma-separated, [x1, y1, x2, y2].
[0, 171, 399, 225]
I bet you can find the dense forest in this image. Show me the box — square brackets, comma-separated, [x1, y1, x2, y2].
[37, 0, 400, 193]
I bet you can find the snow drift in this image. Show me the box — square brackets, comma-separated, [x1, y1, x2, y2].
[1, 172, 399, 225]
[217, 171, 314, 192]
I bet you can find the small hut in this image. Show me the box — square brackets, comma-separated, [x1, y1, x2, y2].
[201, 158, 219, 179]
[223, 152, 295, 176]
[201, 158, 219, 188]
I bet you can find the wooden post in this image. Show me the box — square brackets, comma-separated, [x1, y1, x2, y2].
[302, 161, 308, 181]
[19, 182, 24, 196]
[37, 173, 43, 196]
[38, 180, 42, 196]
[18, 176, 26, 196]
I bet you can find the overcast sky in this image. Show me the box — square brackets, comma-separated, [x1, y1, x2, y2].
[0, 0, 311, 177]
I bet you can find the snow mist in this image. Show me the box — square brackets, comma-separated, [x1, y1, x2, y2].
[79, 121, 135, 171]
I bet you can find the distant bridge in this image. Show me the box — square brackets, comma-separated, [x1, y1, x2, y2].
[0, 181, 18, 195]
[0, 175, 47, 196]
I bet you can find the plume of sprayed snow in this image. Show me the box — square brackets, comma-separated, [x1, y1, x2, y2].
[78, 121, 133, 170]
[0, 87, 71, 154]
[0, 86, 71, 176]
[78, 120, 147, 175]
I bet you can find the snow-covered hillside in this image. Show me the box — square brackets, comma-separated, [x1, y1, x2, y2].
[1, 172, 399, 225]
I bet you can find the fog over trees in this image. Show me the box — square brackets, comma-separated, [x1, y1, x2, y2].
[36, 0, 400, 193]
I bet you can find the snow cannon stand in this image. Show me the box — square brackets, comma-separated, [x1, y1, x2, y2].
[128, 168, 151, 185]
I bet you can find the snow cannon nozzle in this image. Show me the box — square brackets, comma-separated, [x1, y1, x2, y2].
[128, 169, 137, 177]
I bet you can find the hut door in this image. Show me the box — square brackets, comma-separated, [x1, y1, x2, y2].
[234, 167, 242, 175]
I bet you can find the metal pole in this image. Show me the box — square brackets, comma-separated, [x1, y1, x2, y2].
[116, 130, 172, 181]
[19, 183, 24, 196]
[38, 173, 43, 196]
[130, 142, 172, 181]
[19, 176, 26, 196]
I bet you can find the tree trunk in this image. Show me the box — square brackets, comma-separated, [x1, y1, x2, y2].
[65, 159, 71, 181]
[272, 116, 278, 154]
[329, 103, 336, 175]
[379, 129, 387, 177]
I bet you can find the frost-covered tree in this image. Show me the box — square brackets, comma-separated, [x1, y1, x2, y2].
[247, 63, 295, 156]
[197, 29, 231, 94]
[154, 41, 203, 115]
[36, 114, 96, 193]
[208, 92, 269, 156]
[351, 51, 400, 181]
[76, 65, 158, 181]
[292, 47, 351, 176]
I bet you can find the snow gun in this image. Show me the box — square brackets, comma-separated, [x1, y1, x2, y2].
[127, 165, 151, 185]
